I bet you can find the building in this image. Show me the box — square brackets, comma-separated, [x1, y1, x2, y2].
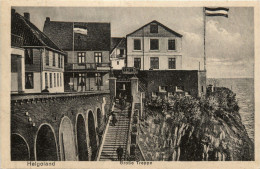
[43, 19, 111, 92]
[110, 37, 126, 70]
[11, 9, 66, 94]
[126, 20, 183, 70]
[111, 20, 206, 98]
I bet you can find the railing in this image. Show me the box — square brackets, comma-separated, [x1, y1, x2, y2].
[137, 143, 146, 161]
[116, 54, 126, 58]
[122, 67, 139, 74]
[11, 34, 23, 47]
[125, 101, 135, 160]
[65, 63, 111, 71]
[96, 102, 115, 161]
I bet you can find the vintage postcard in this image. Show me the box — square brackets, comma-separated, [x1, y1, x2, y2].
[0, 0, 259, 169]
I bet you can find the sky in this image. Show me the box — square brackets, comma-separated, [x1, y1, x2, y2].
[13, 7, 254, 78]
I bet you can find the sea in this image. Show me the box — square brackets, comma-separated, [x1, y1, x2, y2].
[208, 78, 255, 142]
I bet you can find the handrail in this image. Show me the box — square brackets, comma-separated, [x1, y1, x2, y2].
[137, 143, 146, 161]
[96, 102, 115, 161]
[125, 101, 135, 160]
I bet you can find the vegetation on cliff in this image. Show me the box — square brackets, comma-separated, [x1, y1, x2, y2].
[139, 87, 254, 161]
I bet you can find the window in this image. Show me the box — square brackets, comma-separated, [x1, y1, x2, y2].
[117, 61, 119, 65]
[134, 39, 141, 50]
[78, 73, 85, 86]
[45, 73, 48, 88]
[150, 24, 158, 33]
[58, 54, 60, 68]
[45, 50, 49, 66]
[120, 49, 124, 56]
[78, 52, 85, 64]
[25, 49, 33, 64]
[57, 73, 59, 87]
[49, 73, 52, 88]
[168, 58, 176, 69]
[60, 73, 62, 86]
[150, 57, 159, 69]
[150, 39, 159, 50]
[53, 52, 56, 66]
[54, 73, 56, 87]
[95, 52, 102, 65]
[168, 39, 176, 50]
[95, 73, 102, 86]
[201, 86, 204, 93]
[134, 58, 141, 69]
[25, 72, 33, 89]
[61, 56, 63, 68]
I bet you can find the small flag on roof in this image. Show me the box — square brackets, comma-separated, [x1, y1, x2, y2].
[73, 27, 88, 35]
[205, 7, 229, 18]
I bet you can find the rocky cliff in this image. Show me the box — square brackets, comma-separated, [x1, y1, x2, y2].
[138, 87, 254, 161]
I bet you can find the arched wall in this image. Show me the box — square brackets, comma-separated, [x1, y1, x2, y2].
[86, 110, 98, 161]
[59, 116, 77, 161]
[34, 123, 59, 161]
[11, 133, 30, 161]
[75, 113, 89, 161]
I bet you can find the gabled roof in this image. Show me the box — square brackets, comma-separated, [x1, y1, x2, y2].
[110, 37, 126, 53]
[111, 37, 123, 52]
[126, 20, 183, 37]
[43, 20, 111, 51]
[11, 10, 65, 54]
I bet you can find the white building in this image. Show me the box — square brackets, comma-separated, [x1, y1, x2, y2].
[110, 38, 126, 70]
[126, 20, 183, 70]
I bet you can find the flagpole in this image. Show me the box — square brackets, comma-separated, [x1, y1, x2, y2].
[72, 22, 75, 90]
[203, 7, 206, 71]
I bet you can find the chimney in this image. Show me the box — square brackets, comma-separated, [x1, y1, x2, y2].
[24, 12, 30, 21]
[46, 17, 50, 22]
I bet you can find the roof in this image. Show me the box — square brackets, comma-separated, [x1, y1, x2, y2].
[126, 20, 183, 37]
[11, 11, 65, 54]
[110, 37, 126, 53]
[43, 20, 111, 51]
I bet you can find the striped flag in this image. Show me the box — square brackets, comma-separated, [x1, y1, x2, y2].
[205, 7, 229, 18]
[73, 27, 88, 35]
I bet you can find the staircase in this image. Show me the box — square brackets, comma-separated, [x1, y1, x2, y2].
[99, 104, 130, 161]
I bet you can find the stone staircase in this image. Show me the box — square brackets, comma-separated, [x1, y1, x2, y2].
[99, 104, 130, 161]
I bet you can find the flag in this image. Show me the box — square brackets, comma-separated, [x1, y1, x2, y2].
[73, 27, 88, 35]
[205, 7, 229, 18]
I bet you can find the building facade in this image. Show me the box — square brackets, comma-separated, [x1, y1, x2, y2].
[110, 38, 126, 70]
[11, 10, 66, 94]
[126, 20, 182, 70]
[43, 19, 111, 92]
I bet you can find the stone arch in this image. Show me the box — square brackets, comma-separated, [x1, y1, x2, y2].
[96, 108, 103, 128]
[76, 113, 89, 161]
[35, 123, 58, 161]
[59, 116, 77, 161]
[11, 133, 30, 161]
[87, 110, 98, 161]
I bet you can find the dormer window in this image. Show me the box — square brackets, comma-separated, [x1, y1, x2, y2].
[150, 24, 158, 33]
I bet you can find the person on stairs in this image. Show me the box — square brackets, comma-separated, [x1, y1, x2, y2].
[116, 146, 124, 161]
[112, 113, 117, 126]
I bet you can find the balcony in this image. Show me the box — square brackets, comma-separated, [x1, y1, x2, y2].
[65, 63, 111, 72]
[117, 54, 126, 58]
[11, 34, 23, 48]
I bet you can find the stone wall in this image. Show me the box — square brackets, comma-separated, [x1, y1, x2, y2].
[11, 93, 111, 161]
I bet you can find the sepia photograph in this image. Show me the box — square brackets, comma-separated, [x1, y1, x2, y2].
[1, 1, 260, 168]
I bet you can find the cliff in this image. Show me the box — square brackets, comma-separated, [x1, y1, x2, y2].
[138, 87, 254, 161]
